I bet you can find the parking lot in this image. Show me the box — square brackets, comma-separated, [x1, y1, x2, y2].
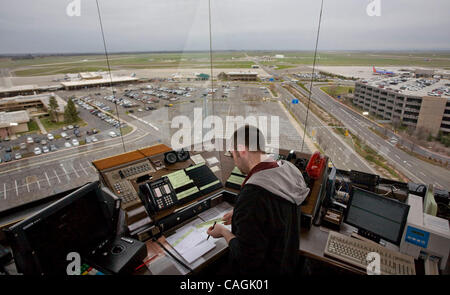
[0, 81, 312, 211]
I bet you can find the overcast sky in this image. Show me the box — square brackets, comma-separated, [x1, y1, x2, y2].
[0, 0, 449, 54]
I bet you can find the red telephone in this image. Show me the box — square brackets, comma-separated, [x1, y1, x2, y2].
[306, 151, 325, 180]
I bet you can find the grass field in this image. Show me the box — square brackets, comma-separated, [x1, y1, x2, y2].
[40, 117, 87, 131]
[3, 51, 450, 77]
[320, 86, 354, 98]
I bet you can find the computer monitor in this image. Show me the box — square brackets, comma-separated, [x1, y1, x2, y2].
[5, 182, 118, 275]
[345, 187, 410, 245]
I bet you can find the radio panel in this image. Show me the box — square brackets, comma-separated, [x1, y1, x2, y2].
[103, 160, 155, 210]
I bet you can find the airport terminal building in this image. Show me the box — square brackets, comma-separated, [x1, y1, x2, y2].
[353, 80, 450, 135]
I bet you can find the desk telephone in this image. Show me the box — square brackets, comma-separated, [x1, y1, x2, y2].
[140, 177, 178, 213]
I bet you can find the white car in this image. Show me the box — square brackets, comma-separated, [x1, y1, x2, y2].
[42, 146, 49, 153]
[68, 125, 74, 130]
[33, 147, 42, 155]
[61, 132, 68, 139]
[64, 142, 72, 148]
[109, 131, 117, 138]
[91, 136, 98, 142]
[47, 133, 54, 140]
[15, 153, 22, 160]
[26, 137, 33, 144]
[72, 139, 79, 146]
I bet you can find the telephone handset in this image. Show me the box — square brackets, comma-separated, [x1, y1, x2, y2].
[139, 177, 178, 213]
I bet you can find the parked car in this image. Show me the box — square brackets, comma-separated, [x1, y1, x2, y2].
[68, 125, 74, 130]
[20, 143, 27, 150]
[26, 137, 33, 144]
[72, 139, 79, 146]
[50, 144, 58, 151]
[5, 146, 12, 153]
[91, 136, 98, 142]
[34, 138, 41, 144]
[108, 131, 117, 138]
[86, 137, 92, 144]
[15, 153, 22, 160]
[33, 147, 42, 155]
[40, 139, 48, 145]
[64, 142, 72, 148]
[61, 132, 68, 139]
[47, 133, 54, 140]
[42, 146, 49, 153]
[4, 153, 12, 162]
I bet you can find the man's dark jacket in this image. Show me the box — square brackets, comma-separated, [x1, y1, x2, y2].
[228, 160, 310, 275]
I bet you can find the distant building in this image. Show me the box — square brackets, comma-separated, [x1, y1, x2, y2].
[196, 73, 210, 80]
[274, 54, 285, 59]
[0, 84, 63, 98]
[414, 69, 435, 78]
[61, 76, 138, 90]
[79, 72, 103, 80]
[226, 72, 258, 81]
[354, 80, 450, 136]
[0, 110, 30, 139]
[0, 93, 67, 122]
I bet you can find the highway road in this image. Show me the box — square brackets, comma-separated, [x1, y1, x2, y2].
[290, 80, 450, 188]
[276, 85, 375, 174]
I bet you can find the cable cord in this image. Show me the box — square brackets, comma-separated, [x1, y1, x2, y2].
[95, 0, 126, 153]
[155, 240, 194, 274]
[301, 0, 324, 152]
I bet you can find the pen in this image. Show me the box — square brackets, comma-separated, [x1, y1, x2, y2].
[207, 221, 217, 240]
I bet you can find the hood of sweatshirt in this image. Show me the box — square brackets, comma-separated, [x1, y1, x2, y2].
[245, 160, 310, 206]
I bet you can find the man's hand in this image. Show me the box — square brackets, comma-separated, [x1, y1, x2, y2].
[207, 223, 236, 244]
[222, 209, 233, 225]
[207, 223, 227, 239]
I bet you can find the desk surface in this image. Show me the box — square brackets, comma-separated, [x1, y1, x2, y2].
[135, 149, 450, 275]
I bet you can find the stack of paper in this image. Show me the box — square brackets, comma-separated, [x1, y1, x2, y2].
[166, 219, 216, 264]
[165, 202, 234, 264]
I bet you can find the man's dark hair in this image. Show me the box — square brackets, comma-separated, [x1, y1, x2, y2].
[231, 125, 266, 152]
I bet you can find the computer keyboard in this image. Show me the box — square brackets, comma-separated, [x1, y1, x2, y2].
[324, 231, 416, 275]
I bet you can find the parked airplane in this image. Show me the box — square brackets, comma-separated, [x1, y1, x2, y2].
[372, 66, 394, 75]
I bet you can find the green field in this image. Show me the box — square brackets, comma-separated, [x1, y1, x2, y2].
[2, 52, 255, 77]
[2, 51, 450, 77]
[258, 51, 450, 69]
[40, 117, 87, 131]
[320, 86, 354, 98]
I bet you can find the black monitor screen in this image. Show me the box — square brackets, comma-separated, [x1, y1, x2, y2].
[345, 187, 410, 245]
[22, 186, 113, 274]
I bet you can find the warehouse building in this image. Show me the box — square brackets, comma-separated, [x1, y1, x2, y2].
[353, 79, 450, 135]
[0, 93, 67, 122]
[226, 71, 258, 81]
[61, 76, 138, 90]
[0, 110, 30, 139]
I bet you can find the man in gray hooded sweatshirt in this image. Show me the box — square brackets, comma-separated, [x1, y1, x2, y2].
[207, 125, 310, 275]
